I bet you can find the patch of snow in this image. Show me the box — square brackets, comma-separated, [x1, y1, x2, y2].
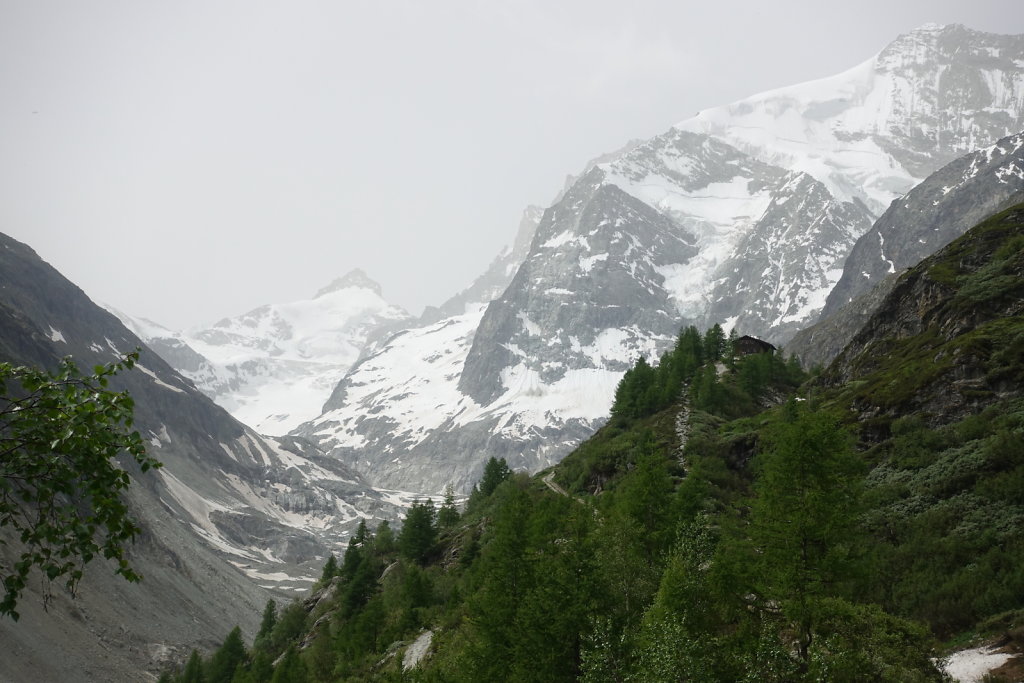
[518, 312, 542, 336]
[878, 232, 896, 274]
[942, 645, 1015, 682]
[541, 230, 575, 249]
[579, 253, 608, 274]
[47, 326, 66, 343]
[135, 364, 186, 393]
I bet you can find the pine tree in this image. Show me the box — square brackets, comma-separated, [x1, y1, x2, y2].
[466, 484, 533, 680]
[615, 432, 675, 559]
[399, 499, 437, 565]
[318, 554, 338, 585]
[746, 402, 865, 671]
[478, 457, 512, 497]
[268, 601, 308, 657]
[341, 552, 377, 616]
[373, 520, 395, 554]
[248, 649, 273, 682]
[254, 599, 277, 650]
[206, 626, 247, 683]
[180, 650, 205, 683]
[269, 646, 307, 683]
[632, 520, 720, 681]
[437, 485, 460, 528]
[703, 324, 726, 362]
[352, 518, 369, 544]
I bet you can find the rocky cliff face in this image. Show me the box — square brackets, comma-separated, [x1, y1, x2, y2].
[0, 234, 422, 681]
[790, 130, 1024, 368]
[823, 131, 1024, 317]
[298, 25, 1024, 494]
[820, 202, 1024, 423]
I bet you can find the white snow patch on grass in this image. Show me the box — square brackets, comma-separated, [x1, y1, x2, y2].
[942, 645, 1015, 682]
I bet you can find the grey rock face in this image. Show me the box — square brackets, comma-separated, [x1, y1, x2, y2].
[787, 273, 901, 370]
[460, 169, 697, 405]
[819, 203, 1024, 424]
[823, 131, 1024, 318]
[705, 173, 873, 344]
[0, 233, 420, 681]
[870, 25, 1024, 180]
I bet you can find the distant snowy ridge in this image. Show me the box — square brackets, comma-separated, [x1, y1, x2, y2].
[111, 268, 413, 434]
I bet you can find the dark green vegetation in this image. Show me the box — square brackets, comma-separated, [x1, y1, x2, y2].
[0, 352, 161, 620]
[165, 205, 1024, 681]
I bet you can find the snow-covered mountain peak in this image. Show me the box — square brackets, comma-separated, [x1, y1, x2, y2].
[674, 24, 1024, 215]
[295, 25, 1023, 495]
[314, 268, 384, 299]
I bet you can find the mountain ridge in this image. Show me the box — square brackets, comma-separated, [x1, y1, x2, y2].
[297, 24, 1024, 493]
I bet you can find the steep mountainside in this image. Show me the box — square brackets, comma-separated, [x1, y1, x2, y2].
[0, 235, 421, 681]
[790, 130, 1024, 368]
[823, 131, 1024, 317]
[117, 269, 412, 435]
[299, 25, 1024, 494]
[822, 202, 1024, 420]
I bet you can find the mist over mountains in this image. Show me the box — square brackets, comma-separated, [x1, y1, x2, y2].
[122, 23, 1024, 493]
[289, 23, 1024, 493]
[3, 21, 1024, 681]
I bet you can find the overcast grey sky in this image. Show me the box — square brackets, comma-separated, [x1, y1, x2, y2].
[2, 1, 1022, 330]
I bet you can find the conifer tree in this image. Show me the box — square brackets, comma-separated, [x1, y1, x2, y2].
[269, 601, 308, 657]
[255, 599, 277, 646]
[703, 323, 726, 362]
[437, 484, 460, 528]
[206, 626, 247, 683]
[747, 402, 865, 671]
[615, 432, 675, 559]
[269, 646, 307, 683]
[478, 457, 512, 497]
[352, 518, 369, 544]
[180, 650, 205, 683]
[340, 532, 365, 583]
[373, 520, 395, 554]
[247, 648, 273, 682]
[467, 484, 532, 679]
[399, 499, 437, 565]
[318, 554, 338, 585]
[341, 552, 377, 616]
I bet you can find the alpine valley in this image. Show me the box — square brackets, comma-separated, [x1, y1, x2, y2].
[1, 20, 1024, 683]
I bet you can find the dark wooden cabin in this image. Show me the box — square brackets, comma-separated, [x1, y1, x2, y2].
[733, 335, 776, 356]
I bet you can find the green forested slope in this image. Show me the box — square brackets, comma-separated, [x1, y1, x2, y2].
[163, 204, 1024, 682]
